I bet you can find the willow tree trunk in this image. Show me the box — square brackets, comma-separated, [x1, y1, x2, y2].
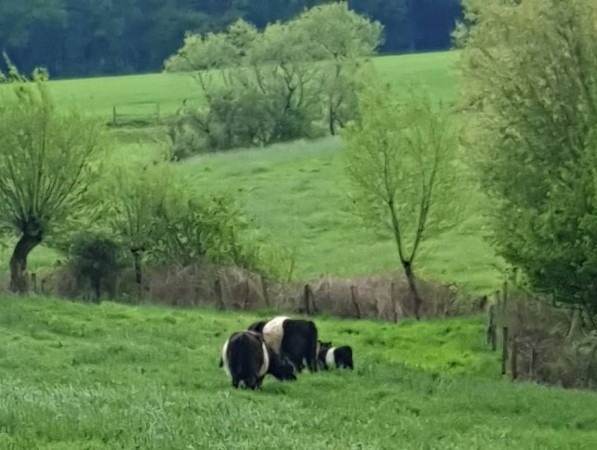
[10, 233, 42, 294]
[402, 260, 422, 320]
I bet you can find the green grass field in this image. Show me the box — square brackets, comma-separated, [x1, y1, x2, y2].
[46, 52, 459, 118]
[0, 48, 594, 450]
[1, 297, 596, 449]
[0, 50, 504, 295]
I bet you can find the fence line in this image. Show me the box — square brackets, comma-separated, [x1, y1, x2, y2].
[111, 101, 161, 126]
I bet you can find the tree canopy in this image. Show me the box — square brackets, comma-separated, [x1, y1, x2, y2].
[165, 4, 382, 153]
[0, 0, 462, 78]
[458, 0, 597, 313]
[0, 73, 107, 292]
[342, 73, 461, 318]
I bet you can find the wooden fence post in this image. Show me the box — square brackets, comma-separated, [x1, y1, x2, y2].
[350, 285, 361, 319]
[501, 326, 509, 376]
[499, 281, 510, 377]
[390, 281, 400, 322]
[260, 275, 270, 308]
[303, 284, 313, 316]
[241, 279, 250, 310]
[486, 303, 497, 351]
[529, 347, 537, 379]
[214, 277, 224, 310]
[31, 272, 38, 294]
[510, 338, 518, 380]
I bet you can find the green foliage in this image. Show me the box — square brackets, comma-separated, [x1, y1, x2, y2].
[293, 3, 383, 135]
[296, 3, 383, 59]
[2, 297, 597, 448]
[0, 73, 107, 291]
[165, 5, 382, 154]
[0, 0, 461, 78]
[68, 232, 126, 301]
[104, 160, 176, 258]
[458, 0, 597, 311]
[102, 157, 285, 278]
[0, 80, 106, 238]
[14, 52, 504, 295]
[164, 19, 261, 73]
[342, 73, 462, 267]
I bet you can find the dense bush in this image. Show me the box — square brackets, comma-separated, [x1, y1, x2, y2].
[498, 285, 597, 389]
[101, 158, 288, 287]
[68, 233, 126, 302]
[164, 4, 382, 155]
[459, 0, 597, 315]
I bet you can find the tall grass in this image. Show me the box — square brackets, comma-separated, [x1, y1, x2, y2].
[1, 297, 596, 449]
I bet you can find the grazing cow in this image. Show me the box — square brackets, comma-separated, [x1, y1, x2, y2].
[219, 330, 296, 389]
[318, 340, 354, 370]
[248, 316, 319, 373]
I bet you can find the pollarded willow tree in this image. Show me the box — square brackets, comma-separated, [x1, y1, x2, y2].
[342, 74, 462, 319]
[0, 70, 107, 293]
[458, 0, 597, 317]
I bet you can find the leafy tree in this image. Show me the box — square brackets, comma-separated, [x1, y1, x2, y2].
[458, 0, 597, 317]
[293, 3, 382, 135]
[342, 74, 461, 319]
[0, 71, 107, 293]
[165, 5, 382, 154]
[104, 156, 285, 290]
[103, 159, 176, 292]
[0, 0, 460, 78]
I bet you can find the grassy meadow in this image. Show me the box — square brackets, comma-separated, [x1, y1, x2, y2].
[0, 50, 503, 295]
[2, 296, 597, 449]
[2, 50, 596, 449]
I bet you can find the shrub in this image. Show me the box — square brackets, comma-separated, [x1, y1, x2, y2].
[68, 233, 126, 302]
[458, 0, 597, 315]
[102, 159, 288, 285]
[164, 4, 382, 156]
[500, 288, 597, 389]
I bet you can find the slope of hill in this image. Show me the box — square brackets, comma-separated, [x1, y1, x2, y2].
[1, 297, 596, 449]
[0, 50, 504, 295]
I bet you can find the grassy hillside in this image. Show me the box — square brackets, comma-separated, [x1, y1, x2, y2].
[46, 52, 459, 119]
[1, 297, 597, 449]
[0, 50, 504, 295]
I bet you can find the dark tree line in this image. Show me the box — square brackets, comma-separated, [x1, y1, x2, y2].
[0, 0, 462, 78]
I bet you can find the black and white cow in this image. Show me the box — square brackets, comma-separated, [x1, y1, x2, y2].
[317, 340, 354, 370]
[248, 316, 319, 373]
[247, 320, 267, 334]
[219, 330, 296, 389]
